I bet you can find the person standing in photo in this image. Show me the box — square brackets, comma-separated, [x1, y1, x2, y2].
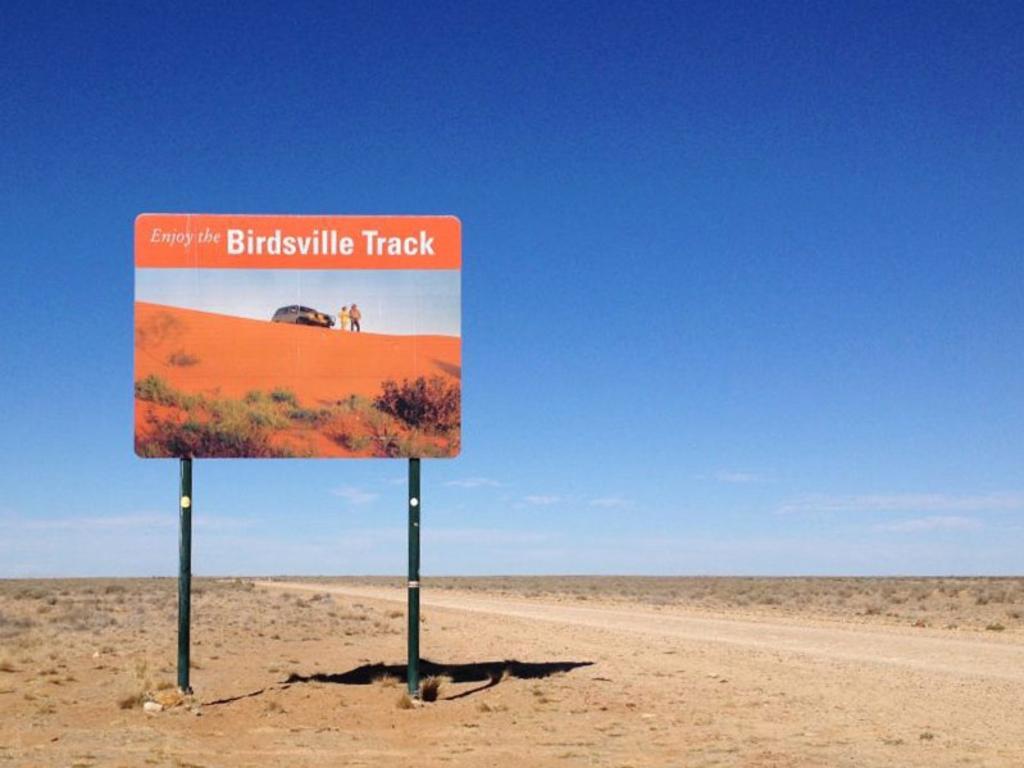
[350, 303, 362, 332]
[339, 305, 350, 331]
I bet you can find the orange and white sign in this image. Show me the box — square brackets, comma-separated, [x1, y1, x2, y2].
[136, 214, 461, 270]
[134, 214, 461, 459]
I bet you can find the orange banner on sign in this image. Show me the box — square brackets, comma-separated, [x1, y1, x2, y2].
[136, 214, 461, 269]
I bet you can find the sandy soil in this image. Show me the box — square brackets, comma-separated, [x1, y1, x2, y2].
[2, 578, 1023, 767]
[134, 302, 460, 402]
[133, 303, 460, 457]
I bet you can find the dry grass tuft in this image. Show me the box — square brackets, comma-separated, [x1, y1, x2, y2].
[420, 675, 449, 702]
[396, 692, 415, 709]
[153, 688, 185, 708]
[373, 672, 400, 688]
[0, 611, 36, 639]
[118, 691, 146, 710]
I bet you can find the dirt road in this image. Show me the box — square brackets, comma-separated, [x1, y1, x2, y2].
[262, 581, 1024, 684]
[259, 580, 1024, 766]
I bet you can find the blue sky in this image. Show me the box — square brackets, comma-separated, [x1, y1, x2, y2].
[136, 268, 461, 336]
[1, 1, 1022, 576]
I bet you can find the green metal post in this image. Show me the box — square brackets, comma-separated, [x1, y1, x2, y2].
[407, 457, 421, 696]
[177, 457, 193, 694]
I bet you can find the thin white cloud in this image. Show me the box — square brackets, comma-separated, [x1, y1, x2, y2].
[0, 514, 172, 531]
[443, 478, 502, 489]
[195, 516, 253, 531]
[778, 492, 1024, 515]
[523, 495, 561, 506]
[873, 516, 983, 533]
[0, 512, 251, 533]
[425, 528, 553, 545]
[331, 486, 379, 505]
[589, 496, 635, 509]
[216, 525, 554, 552]
[714, 470, 768, 484]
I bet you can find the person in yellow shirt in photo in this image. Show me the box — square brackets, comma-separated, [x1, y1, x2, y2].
[339, 305, 350, 331]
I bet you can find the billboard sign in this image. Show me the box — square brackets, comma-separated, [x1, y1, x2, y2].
[134, 214, 461, 459]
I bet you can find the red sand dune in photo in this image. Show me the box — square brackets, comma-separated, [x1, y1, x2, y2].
[134, 302, 460, 404]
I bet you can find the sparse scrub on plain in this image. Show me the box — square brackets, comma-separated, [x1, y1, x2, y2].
[419, 675, 449, 702]
[309, 575, 1024, 633]
[0, 611, 36, 638]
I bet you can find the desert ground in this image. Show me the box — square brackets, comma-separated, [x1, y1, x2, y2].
[134, 303, 461, 457]
[2, 577, 1023, 767]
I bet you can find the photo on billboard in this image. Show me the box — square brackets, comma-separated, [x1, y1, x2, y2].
[134, 214, 461, 459]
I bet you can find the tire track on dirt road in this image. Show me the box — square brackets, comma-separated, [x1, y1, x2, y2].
[257, 581, 1024, 683]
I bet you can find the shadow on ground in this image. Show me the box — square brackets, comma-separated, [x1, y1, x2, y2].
[288, 658, 594, 700]
[204, 658, 592, 705]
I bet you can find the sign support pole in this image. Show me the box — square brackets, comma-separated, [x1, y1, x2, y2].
[177, 457, 193, 694]
[407, 457, 421, 696]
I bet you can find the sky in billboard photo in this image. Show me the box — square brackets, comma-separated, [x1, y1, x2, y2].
[135, 269, 461, 337]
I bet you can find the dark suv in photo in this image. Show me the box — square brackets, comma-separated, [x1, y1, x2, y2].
[271, 305, 335, 328]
